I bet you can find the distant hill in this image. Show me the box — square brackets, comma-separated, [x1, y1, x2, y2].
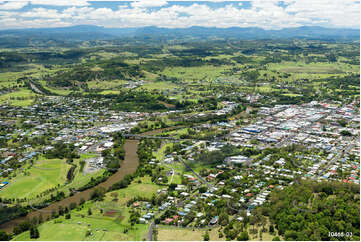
[0, 25, 358, 47]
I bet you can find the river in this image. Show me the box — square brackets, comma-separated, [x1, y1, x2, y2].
[0, 128, 170, 233]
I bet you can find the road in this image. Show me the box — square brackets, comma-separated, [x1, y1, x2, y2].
[169, 168, 175, 184]
[147, 221, 155, 241]
[29, 81, 44, 95]
[178, 156, 214, 189]
[316, 136, 357, 179]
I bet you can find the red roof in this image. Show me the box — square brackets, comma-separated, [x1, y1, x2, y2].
[246, 193, 252, 197]
[133, 202, 139, 207]
[269, 185, 274, 188]
[164, 218, 173, 224]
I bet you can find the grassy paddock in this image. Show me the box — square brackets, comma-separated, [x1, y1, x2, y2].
[12, 176, 159, 241]
[0, 158, 69, 200]
[0, 88, 38, 106]
[157, 226, 222, 241]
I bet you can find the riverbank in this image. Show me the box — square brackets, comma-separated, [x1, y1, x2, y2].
[0, 140, 140, 233]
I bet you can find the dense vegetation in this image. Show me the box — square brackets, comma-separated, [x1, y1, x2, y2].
[264, 181, 360, 241]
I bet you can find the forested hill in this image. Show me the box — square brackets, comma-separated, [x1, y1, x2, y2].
[0, 25, 359, 48]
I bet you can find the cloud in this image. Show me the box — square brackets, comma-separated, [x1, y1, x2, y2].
[0, 1, 28, 10]
[0, 0, 359, 30]
[0, 0, 90, 7]
[30, 0, 90, 6]
[130, 0, 168, 8]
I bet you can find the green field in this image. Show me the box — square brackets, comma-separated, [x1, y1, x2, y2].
[0, 158, 70, 200]
[270, 61, 358, 73]
[157, 226, 222, 241]
[12, 207, 149, 241]
[161, 65, 234, 82]
[141, 81, 178, 90]
[12, 176, 159, 241]
[0, 88, 38, 106]
[111, 176, 161, 204]
[0, 153, 108, 203]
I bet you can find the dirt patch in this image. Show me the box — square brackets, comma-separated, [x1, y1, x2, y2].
[280, 66, 343, 74]
[158, 101, 176, 109]
[104, 209, 119, 217]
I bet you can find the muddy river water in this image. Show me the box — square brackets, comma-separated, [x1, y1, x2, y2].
[0, 128, 169, 233]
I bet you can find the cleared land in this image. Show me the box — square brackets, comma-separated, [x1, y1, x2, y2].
[157, 226, 222, 241]
[0, 158, 69, 200]
[12, 176, 159, 241]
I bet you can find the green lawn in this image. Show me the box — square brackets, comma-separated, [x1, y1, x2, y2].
[12, 211, 149, 241]
[38, 81, 72, 96]
[161, 65, 234, 82]
[112, 176, 161, 205]
[60, 153, 105, 192]
[157, 226, 222, 241]
[153, 143, 174, 161]
[141, 81, 178, 90]
[25, 153, 107, 205]
[0, 88, 38, 106]
[0, 158, 70, 200]
[99, 90, 121, 95]
[87, 79, 125, 90]
[12, 176, 159, 241]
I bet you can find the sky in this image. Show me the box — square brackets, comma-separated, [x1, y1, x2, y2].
[0, 0, 359, 30]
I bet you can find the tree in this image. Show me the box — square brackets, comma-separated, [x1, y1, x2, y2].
[65, 213, 71, 219]
[90, 187, 106, 201]
[58, 206, 64, 216]
[326, 53, 337, 62]
[30, 227, 39, 239]
[203, 231, 210, 241]
[168, 183, 177, 191]
[269, 224, 274, 234]
[199, 186, 207, 193]
[51, 210, 57, 218]
[88, 208, 92, 216]
[0, 231, 10, 241]
[219, 212, 229, 226]
[337, 119, 347, 127]
[111, 192, 119, 202]
[272, 236, 280, 241]
[259, 229, 263, 240]
[237, 231, 249, 241]
[284, 230, 298, 240]
[340, 130, 352, 136]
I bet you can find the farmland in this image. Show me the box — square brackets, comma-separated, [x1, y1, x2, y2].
[0, 39, 358, 107]
[0, 28, 359, 242]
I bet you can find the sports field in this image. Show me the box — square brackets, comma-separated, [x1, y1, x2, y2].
[0, 158, 70, 200]
[12, 176, 159, 241]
